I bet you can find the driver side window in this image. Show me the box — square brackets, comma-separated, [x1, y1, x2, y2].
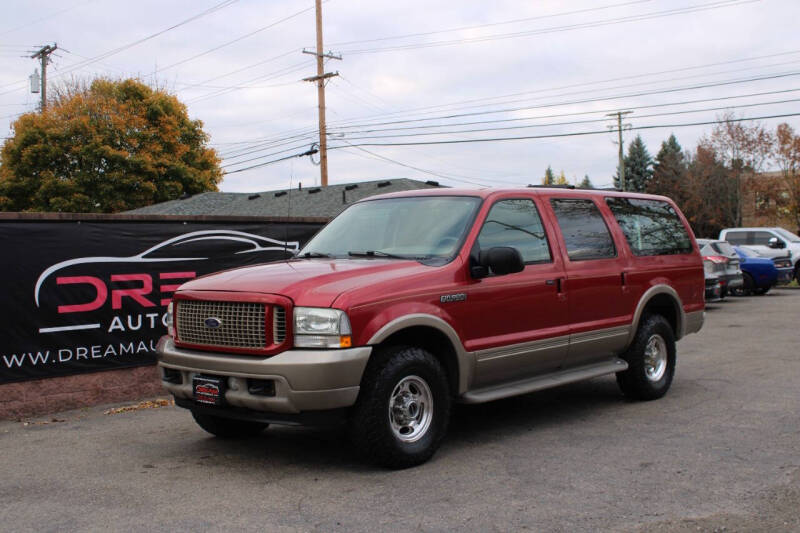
[477, 199, 551, 263]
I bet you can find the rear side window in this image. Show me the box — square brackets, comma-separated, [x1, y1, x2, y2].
[477, 199, 551, 263]
[606, 198, 692, 256]
[724, 231, 747, 245]
[550, 199, 616, 261]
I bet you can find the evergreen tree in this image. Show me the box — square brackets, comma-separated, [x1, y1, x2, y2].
[613, 135, 653, 192]
[579, 174, 593, 188]
[542, 165, 555, 185]
[648, 134, 688, 206]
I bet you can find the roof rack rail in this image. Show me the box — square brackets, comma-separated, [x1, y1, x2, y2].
[526, 184, 575, 189]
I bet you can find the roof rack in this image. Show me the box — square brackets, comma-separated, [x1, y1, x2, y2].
[526, 184, 575, 189]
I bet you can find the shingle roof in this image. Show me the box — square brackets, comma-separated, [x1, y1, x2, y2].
[126, 178, 445, 218]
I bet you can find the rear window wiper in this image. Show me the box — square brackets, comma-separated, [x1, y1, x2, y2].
[297, 251, 333, 258]
[348, 250, 415, 260]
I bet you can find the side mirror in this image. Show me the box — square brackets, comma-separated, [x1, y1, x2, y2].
[472, 247, 524, 278]
[768, 237, 785, 249]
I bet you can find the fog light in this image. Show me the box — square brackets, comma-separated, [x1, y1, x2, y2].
[162, 367, 182, 384]
[247, 379, 275, 397]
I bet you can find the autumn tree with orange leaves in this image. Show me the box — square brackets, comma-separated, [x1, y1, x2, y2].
[0, 78, 221, 213]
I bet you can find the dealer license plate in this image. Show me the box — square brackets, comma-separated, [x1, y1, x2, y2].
[193, 375, 226, 406]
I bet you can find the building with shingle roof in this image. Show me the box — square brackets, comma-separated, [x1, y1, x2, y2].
[126, 178, 444, 219]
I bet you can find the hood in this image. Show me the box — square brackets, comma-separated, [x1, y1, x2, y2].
[177, 258, 437, 308]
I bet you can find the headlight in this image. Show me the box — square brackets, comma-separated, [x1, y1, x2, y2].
[166, 301, 175, 338]
[294, 307, 352, 348]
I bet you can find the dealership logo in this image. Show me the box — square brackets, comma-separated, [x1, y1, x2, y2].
[33, 230, 299, 334]
[204, 317, 222, 329]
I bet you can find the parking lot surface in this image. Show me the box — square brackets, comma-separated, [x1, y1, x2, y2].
[2, 288, 799, 532]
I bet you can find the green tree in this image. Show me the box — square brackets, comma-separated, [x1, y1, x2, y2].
[579, 174, 593, 188]
[647, 134, 688, 206]
[614, 135, 653, 192]
[0, 78, 221, 213]
[542, 165, 555, 185]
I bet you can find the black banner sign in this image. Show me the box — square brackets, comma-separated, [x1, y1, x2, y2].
[0, 221, 322, 384]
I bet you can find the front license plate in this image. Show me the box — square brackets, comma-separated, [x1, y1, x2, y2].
[193, 375, 226, 406]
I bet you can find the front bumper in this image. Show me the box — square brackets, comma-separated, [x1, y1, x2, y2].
[776, 267, 794, 285]
[156, 337, 372, 414]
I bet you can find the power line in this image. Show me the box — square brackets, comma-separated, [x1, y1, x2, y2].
[327, 0, 651, 47]
[153, 4, 315, 74]
[321, 48, 800, 130]
[0, 0, 239, 93]
[333, 97, 800, 141]
[327, 70, 800, 130]
[339, 142, 515, 187]
[0, 0, 95, 37]
[209, 50, 800, 153]
[223, 146, 318, 174]
[329, 112, 800, 148]
[338, 0, 757, 55]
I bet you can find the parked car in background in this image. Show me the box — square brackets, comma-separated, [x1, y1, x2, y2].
[697, 239, 744, 298]
[719, 227, 800, 282]
[704, 259, 723, 302]
[732, 246, 792, 295]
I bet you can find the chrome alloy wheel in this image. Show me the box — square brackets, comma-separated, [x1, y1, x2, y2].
[644, 334, 668, 382]
[388, 375, 433, 443]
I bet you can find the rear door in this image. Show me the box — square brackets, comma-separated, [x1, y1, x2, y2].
[457, 196, 569, 387]
[546, 196, 632, 368]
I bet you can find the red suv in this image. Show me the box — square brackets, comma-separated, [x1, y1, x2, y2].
[157, 187, 705, 468]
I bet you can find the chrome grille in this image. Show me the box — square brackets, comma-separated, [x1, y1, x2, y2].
[177, 300, 266, 349]
[273, 306, 286, 344]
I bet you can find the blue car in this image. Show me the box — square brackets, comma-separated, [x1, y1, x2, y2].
[733, 246, 792, 295]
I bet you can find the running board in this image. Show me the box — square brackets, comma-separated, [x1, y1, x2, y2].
[460, 358, 628, 404]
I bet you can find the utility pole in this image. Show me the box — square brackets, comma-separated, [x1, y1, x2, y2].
[302, 0, 340, 187]
[31, 44, 57, 112]
[606, 110, 632, 191]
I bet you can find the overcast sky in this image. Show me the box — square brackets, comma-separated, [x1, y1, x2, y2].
[1, 0, 799, 192]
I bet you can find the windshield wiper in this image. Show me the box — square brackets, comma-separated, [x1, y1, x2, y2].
[348, 250, 413, 260]
[297, 251, 333, 258]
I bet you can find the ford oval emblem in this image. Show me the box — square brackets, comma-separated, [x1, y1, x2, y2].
[204, 317, 222, 329]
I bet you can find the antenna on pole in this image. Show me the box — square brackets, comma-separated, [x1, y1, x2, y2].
[606, 110, 633, 191]
[302, 0, 341, 187]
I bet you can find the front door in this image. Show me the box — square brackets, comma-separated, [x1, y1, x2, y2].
[455, 197, 569, 387]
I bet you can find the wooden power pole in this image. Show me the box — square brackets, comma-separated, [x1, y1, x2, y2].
[303, 0, 340, 187]
[606, 110, 632, 191]
[31, 44, 57, 112]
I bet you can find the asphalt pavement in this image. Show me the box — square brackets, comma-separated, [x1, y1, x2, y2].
[2, 287, 799, 532]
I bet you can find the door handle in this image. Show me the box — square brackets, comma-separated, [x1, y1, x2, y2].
[546, 278, 564, 292]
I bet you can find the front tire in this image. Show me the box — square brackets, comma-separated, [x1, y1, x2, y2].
[191, 412, 268, 439]
[616, 314, 676, 401]
[349, 346, 450, 469]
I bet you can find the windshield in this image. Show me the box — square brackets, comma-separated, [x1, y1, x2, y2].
[299, 196, 481, 261]
[711, 241, 736, 256]
[774, 228, 800, 243]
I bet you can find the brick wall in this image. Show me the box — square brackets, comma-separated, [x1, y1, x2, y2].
[0, 366, 163, 420]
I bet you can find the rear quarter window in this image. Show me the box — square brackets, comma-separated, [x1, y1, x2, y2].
[605, 197, 692, 256]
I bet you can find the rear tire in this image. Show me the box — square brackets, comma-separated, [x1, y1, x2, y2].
[191, 412, 267, 439]
[349, 346, 450, 469]
[616, 314, 676, 401]
[737, 273, 755, 296]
